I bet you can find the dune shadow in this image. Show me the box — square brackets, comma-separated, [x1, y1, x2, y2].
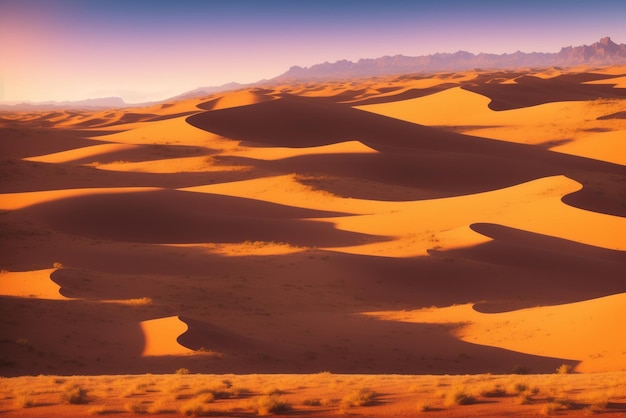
[0, 126, 112, 159]
[19, 189, 380, 247]
[598, 110, 626, 120]
[178, 317, 262, 352]
[0, 158, 271, 194]
[428, 223, 626, 312]
[462, 73, 626, 110]
[0, 297, 145, 377]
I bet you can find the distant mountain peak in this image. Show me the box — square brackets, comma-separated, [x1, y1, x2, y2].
[273, 37, 626, 83]
[599, 36, 615, 46]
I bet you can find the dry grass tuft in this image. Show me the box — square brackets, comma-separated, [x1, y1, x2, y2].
[480, 383, 508, 398]
[341, 387, 377, 408]
[417, 401, 435, 412]
[444, 387, 476, 407]
[13, 393, 35, 408]
[250, 394, 292, 416]
[540, 402, 564, 416]
[61, 383, 89, 404]
[587, 390, 610, 412]
[556, 364, 573, 374]
[179, 397, 209, 416]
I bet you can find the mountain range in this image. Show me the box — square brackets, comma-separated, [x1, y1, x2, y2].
[2, 37, 625, 110]
[275, 37, 626, 82]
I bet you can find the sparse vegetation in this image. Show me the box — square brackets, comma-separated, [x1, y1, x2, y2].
[417, 401, 434, 412]
[341, 387, 377, 407]
[251, 394, 292, 415]
[13, 392, 35, 408]
[179, 397, 209, 416]
[557, 364, 573, 374]
[444, 387, 476, 406]
[480, 383, 508, 398]
[541, 402, 564, 415]
[0, 372, 624, 416]
[61, 383, 89, 404]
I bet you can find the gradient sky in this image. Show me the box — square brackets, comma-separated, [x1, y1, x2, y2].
[1, 0, 625, 103]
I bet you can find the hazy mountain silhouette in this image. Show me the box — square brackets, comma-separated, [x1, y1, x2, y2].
[273, 37, 626, 82]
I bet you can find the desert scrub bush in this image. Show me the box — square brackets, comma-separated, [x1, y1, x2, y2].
[250, 394, 292, 416]
[540, 402, 564, 415]
[517, 391, 534, 405]
[341, 387, 377, 408]
[556, 364, 573, 374]
[444, 387, 476, 406]
[61, 383, 89, 404]
[197, 382, 250, 400]
[13, 392, 35, 408]
[480, 383, 507, 398]
[513, 382, 528, 393]
[513, 382, 539, 405]
[302, 398, 321, 406]
[586, 391, 610, 412]
[417, 401, 435, 412]
[147, 397, 174, 414]
[179, 397, 209, 416]
[263, 387, 284, 396]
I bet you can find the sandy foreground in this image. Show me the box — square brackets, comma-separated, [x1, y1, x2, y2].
[1, 66, 625, 416]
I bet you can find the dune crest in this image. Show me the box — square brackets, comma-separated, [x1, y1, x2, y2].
[139, 316, 195, 357]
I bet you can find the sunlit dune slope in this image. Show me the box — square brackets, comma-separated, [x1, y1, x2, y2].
[0, 269, 67, 300]
[365, 292, 626, 372]
[356, 87, 626, 161]
[140, 316, 194, 357]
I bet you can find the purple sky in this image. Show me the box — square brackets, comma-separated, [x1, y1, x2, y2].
[1, 0, 625, 103]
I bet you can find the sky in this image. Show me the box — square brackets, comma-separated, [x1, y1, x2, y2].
[1, 0, 625, 103]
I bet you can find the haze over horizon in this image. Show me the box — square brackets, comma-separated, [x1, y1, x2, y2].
[1, 0, 625, 103]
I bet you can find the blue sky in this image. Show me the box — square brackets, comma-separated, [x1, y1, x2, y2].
[1, 0, 625, 103]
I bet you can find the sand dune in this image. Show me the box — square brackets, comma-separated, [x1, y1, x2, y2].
[357, 87, 626, 152]
[0, 269, 67, 300]
[140, 316, 195, 356]
[1, 66, 625, 380]
[365, 292, 626, 372]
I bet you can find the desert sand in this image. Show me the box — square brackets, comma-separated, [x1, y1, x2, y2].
[1, 65, 626, 416]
